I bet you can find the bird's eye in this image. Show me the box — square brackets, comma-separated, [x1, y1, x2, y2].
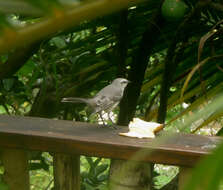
[122, 80, 128, 84]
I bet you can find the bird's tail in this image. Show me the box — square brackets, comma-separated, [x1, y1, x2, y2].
[61, 97, 90, 104]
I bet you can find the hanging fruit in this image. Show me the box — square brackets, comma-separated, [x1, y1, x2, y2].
[161, 0, 189, 22]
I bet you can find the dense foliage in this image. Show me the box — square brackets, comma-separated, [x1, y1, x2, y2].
[0, 0, 223, 189]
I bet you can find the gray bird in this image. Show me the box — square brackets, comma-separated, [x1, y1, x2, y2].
[61, 78, 130, 125]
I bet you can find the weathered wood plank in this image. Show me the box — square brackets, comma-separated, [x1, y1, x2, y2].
[1, 149, 30, 190]
[0, 115, 221, 167]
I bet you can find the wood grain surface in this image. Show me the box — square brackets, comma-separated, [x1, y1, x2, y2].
[0, 115, 221, 167]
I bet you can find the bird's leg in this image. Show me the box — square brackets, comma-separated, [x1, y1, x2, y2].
[107, 112, 117, 129]
[99, 112, 107, 126]
[98, 112, 117, 129]
[107, 112, 115, 124]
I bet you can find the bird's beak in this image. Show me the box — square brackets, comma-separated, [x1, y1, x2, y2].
[61, 98, 66, 102]
[61, 98, 70, 102]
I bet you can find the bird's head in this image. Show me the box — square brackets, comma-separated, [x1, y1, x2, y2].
[112, 78, 130, 89]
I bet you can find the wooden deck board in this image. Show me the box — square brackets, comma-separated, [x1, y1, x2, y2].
[0, 115, 221, 167]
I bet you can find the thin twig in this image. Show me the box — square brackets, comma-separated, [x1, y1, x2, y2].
[216, 64, 223, 72]
[181, 54, 223, 99]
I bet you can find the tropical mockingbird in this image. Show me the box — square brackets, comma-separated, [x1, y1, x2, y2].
[61, 78, 129, 125]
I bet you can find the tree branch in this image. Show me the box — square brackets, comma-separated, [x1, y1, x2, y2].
[118, 5, 165, 125]
[0, 42, 40, 79]
[0, 0, 145, 54]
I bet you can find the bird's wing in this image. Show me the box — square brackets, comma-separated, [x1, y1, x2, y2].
[96, 83, 122, 98]
[92, 95, 118, 114]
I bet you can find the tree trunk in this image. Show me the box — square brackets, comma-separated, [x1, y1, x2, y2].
[53, 154, 80, 190]
[109, 160, 151, 190]
[110, 3, 165, 190]
[0, 42, 40, 80]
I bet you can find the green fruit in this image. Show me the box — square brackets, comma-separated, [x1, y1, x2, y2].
[161, 0, 188, 22]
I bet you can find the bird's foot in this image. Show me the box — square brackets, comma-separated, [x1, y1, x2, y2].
[107, 124, 118, 129]
[98, 123, 117, 129]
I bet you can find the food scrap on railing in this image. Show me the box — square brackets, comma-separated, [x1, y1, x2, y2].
[119, 118, 163, 138]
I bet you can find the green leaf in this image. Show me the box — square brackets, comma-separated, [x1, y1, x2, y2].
[16, 60, 36, 77]
[97, 174, 108, 182]
[0, 182, 9, 190]
[2, 78, 14, 91]
[85, 157, 93, 166]
[184, 140, 223, 190]
[95, 164, 108, 175]
[51, 37, 66, 49]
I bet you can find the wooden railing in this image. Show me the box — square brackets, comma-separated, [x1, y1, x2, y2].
[0, 115, 221, 190]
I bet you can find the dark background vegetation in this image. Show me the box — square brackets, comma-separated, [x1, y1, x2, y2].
[0, 0, 223, 189]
